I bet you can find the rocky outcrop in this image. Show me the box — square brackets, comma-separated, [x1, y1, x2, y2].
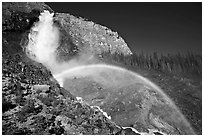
[54, 13, 132, 61]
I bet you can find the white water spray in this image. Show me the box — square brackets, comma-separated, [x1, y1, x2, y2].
[26, 10, 59, 67]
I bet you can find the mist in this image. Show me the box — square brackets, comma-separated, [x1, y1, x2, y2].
[26, 10, 99, 75]
[26, 11, 59, 65]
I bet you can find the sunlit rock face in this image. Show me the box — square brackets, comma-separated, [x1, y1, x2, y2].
[53, 12, 132, 59]
[54, 64, 195, 135]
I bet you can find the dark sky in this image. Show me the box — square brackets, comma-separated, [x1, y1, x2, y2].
[46, 2, 202, 55]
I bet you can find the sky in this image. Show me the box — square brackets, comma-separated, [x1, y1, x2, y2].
[46, 2, 202, 55]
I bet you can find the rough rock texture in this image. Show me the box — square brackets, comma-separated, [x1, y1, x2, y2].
[54, 13, 132, 61]
[2, 2, 53, 32]
[2, 2, 134, 135]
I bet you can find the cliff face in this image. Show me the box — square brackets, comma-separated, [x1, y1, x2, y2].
[2, 2, 134, 135]
[54, 12, 132, 61]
